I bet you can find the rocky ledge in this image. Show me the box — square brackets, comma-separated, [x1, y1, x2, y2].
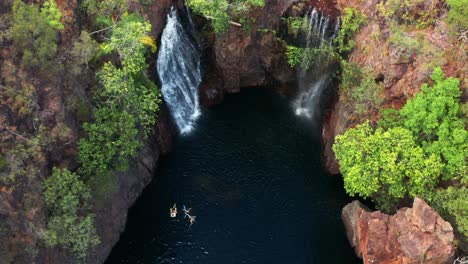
[342, 198, 456, 264]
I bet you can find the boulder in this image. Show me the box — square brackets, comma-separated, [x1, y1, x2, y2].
[342, 198, 456, 264]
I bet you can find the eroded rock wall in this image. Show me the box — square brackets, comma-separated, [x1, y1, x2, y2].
[0, 0, 175, 263]
[342, 198, 456, 264]
[321, 0, 467, 174]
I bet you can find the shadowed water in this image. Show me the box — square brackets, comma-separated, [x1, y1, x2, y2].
[106, 88, 360, 264]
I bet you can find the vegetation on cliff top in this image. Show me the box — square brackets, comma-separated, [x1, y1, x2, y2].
[1, 0, 162, 260]
[334, 67, 467, 237]
[187, 0, 265, 33]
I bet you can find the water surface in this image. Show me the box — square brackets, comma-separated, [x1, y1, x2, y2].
[106, 88, 360, 264]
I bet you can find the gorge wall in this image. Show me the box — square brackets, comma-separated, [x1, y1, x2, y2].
[321, 0, 467, 174]
[0, 0, 175, 263]
[1, 0, 465, 263]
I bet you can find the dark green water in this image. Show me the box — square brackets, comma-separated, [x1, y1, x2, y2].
[106, 88, 360, 264]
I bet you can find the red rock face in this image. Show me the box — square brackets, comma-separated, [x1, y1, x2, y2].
[342, 198, 456, 264]
[321, 0, 467, 174]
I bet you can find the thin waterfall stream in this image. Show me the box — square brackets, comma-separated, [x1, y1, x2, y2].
[294, 9, 339, 119]
[157, 8, 202, 134]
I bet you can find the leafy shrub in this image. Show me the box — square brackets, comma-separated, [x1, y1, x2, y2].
[78, 14, 161, 179]
[286, 45, 302, 67]
[283, 16, 306, 36]
[41, 0, 64, 30]
[43, 168, 99, 258]
[334, 67, 466, 212]
[70, 31, 100, 75]
[339, 62, 384, 113]
[399, 67, 467, 181]
[10, 0, 63, 71]
[351, 72, 384, 113]
[376, 0, 438, 29]
[446, 0, 468, 36]
[333, 121, 443, 211]
[430, 186, 468, 242]
[78, 108, 141, 177]
[82, 0, 129, 26]
[187, 0, 265, 33]
[4, 138, 45, 184]
[334, 7, 366, 54]
[388, 27, 420, 55]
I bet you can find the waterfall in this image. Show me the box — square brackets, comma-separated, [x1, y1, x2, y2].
[157, 8, 202, 134]
[294, 9, 339, 119]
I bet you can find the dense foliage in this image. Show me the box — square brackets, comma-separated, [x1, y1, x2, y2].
[79, 108, 140, 176]
[431, 187, 468, 240]
[43, 168, 99, 259]
[3, 0, 162, 258]
[376, 0, 438, 29]
[446, 0, 467, 35]
[78, 15, 161, 188]
[399, 68, 467, 181]
[10, 0, 63, 71]
[187, 0, 265, 33]
[334, 122, 443, 211]
[334, 7, 366, 54]
[334, 67, 467, 212]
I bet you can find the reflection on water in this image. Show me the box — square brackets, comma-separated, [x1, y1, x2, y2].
[106, 88, 360, 264]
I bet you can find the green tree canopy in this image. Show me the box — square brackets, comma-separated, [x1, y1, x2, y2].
[78, 108, 141, 177]
[333, 121, 443, 211]
[10, 0, 63, 71]
[43, 168, 99, 258]
[399, 67, 467, 180]
[187, 0, 265, 33]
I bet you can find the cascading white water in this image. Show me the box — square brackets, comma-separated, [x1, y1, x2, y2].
[157, 8, 202, 134]
[294, 9, 339, 119]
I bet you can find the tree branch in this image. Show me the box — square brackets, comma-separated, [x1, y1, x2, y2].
[204, 16, 242, 27]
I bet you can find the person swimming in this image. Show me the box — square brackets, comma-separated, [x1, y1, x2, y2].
[182, 205, 196, 226]
[188, 215, 196, 226]
[182, 205, 191, 218]
[170, 203, 177, 218]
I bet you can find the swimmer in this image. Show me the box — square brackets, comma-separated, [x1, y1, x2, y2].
[170, 203, 177, 218]
[182, 205, 191, 218]
[188, 215, 196, 226]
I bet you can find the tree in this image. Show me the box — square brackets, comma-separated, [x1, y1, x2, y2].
[10, 0, 63, 72]
[399, 67, 467, 181]
[78, 14, 161, 179]
[41, 0, 64, 30]
[78, 108, 141, 177]
[446, 0, 467, 35]
[187, 0, 265, 33]
[70, 30, 100, 75]
[333, 121, 443, 211]
[430, 186, 468, 243]
[42, 168, 99, 258]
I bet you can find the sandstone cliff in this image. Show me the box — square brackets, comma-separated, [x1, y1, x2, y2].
[322, 0, 467, 174]
[342, 198, 456, 264]
[0, 1, 175, 263]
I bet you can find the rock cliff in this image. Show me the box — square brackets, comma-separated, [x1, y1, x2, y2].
[0, 0, 174, 263]
[321, 0, 467, 174]
[342, 198, 456, 264]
